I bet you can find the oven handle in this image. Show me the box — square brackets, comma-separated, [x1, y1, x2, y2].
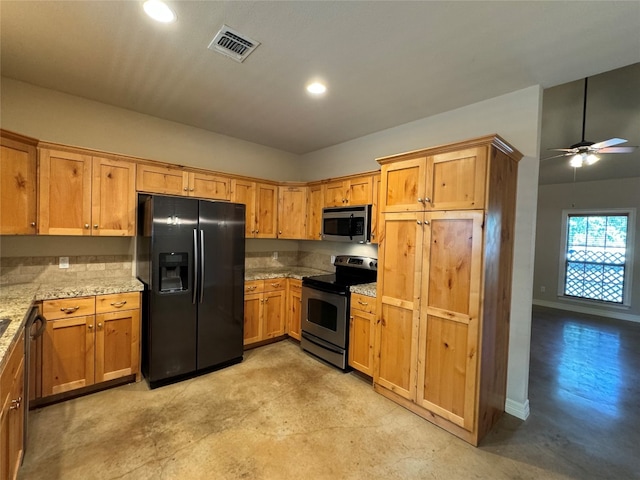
[301, 283, 348, 296]
[349, 214, 354, 241]
[301, 331, 345, 355]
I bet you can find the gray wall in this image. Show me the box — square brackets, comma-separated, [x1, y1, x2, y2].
[533, 177, 640, 321]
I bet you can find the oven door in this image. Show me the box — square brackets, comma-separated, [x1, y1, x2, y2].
[301, 286, 348, 349]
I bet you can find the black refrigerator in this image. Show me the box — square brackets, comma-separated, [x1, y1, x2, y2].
[137, 194, 245, 388]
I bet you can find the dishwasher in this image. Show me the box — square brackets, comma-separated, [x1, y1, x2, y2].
[24, 306, 47, 455]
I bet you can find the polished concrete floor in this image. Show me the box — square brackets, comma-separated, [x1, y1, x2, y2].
[19, 306, 640, 479]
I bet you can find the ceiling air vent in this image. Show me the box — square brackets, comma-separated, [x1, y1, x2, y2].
[207, 25, 260, 63]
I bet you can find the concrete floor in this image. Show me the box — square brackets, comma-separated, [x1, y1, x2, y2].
[19, 306, 640, 479]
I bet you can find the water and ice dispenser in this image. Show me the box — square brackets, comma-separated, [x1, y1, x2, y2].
[158, 252, 188, 292]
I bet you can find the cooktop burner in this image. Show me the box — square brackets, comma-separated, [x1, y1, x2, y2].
[302, 255, 377, 294]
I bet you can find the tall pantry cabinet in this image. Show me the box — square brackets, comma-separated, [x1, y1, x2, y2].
[374, 135, 522, 446]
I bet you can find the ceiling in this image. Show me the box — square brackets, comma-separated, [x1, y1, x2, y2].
[1, 2, 640, 181]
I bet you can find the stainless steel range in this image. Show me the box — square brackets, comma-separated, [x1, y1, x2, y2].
[301, 255, 377, 370]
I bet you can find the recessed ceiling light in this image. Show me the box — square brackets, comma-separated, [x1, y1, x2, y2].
[143, 0, 176, 23]
[306, 82, 327, 95]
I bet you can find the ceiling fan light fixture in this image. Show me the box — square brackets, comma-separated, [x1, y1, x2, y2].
[570, 154, 584, 168]
[585, 153, 600, 165]
[143, 0, 176, 23]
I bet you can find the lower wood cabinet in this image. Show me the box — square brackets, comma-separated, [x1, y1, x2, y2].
[348, 293, 376, 376]
[0, 330, 25, 480]
[243, 279, 286, 347]
[42, 292, 140, 397]
[286, 279, 302, 341]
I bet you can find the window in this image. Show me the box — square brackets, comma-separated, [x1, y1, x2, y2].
[559, 209, 635, 306]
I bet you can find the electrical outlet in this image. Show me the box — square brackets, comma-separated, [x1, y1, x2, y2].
[540, 286, 546, 293]
[59, 256, 70, 269]
[330, 255, 336, 264]
[272, 251, 278, 260]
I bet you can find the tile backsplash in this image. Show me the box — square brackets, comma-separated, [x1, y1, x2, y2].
[0, 255, 133, 285]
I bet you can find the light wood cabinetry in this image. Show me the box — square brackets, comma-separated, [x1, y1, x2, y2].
[286, 279, 302, 341]
[186, 171, 230, 200]
[370, 173, 381, 244]
[374, 135, 521, 445]
[348, 293, 376, 376]
[137, 164, 231, 200]
[278, 185, 307, 239]
[324, 175, 373, 207]
[232, 180, 277, 238]
[306, 182, 324, 240]
[0, 131, 38, 235]
[42, 292, 140, 397]
[39, 148, 135, 236]
[0, 331, 25, 480]
[243, 279, 286, 346]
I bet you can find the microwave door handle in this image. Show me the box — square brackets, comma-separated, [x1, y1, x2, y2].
[349, 214, 354, 240]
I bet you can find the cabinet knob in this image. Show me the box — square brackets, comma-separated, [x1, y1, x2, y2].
[31, 222, 36, 227]
[9, 397, 22, 410]
[417, 221, 422, 225]
[417, 197, 423, 203]
[60, 306, 80, 313]
[371, 233, 375, 239]
[424, 197, 431, 203]
[190, 188, 194, 192]
[93, 224, 99, 229]
[424, 220, 430, 225]
[264, 298, 269, 303]
[255, 230, 259, 234]
[85, 224, 90, 229]
[350, 316, 354, 320]
[184, 187, 188, 191]
[88, 324, 94, 329]
[278, 230, 282, 235]
[98, 323, 103, 328]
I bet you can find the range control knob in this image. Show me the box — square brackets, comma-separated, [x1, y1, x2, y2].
[369, 261, 374, 268]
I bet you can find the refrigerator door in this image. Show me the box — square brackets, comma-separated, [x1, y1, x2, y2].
[146, 195, 199, 383]
[197, 201, 245, 370]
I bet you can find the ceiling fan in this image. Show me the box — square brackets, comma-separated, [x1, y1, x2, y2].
[545, 77, 637, 167]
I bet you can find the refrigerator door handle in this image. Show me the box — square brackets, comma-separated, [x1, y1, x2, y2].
[193, 228, 198, 304]
[200, 229, 205, 303]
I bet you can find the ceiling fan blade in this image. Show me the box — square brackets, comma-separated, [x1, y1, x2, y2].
[591, 138, 627, 149]
[598, 146, 638, 154]
[548, 148, 576, 152]
[542, 153, 570, 160]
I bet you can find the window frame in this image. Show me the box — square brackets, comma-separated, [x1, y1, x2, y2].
[557, 208, 636, 308]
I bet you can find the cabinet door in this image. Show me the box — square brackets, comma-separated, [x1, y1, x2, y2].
[188, 172, 231, 200]
[370, 173, 381, 244]
[92, 157, 136, 236]
[416, 211, 483, 431]
[374, 212, 424, 400]
[349, 308, 376, 376]
[1, 359, 24, 480]
[95, 309, 140, 383]
[347, 175, 373, 205]
[42, 315, 95, 396]
[255, 183, 277, 238]
[306, 183, 324, 240]
[263, 290, 285, 339]
[136, 163, 188, 196]
[287, 279, 302, 341]
[0, 136, 37, 234]
[231, 179, 256, 237]
[278, 186, 307, 239]
[39, 149, 92, 235]
[426, 147, 487, 210]
[380, 156, 427, 213]
[243, 293, 263, 346]
[324, 180, 347, 207]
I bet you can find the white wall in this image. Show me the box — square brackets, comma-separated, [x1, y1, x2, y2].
[533, 177, 640, 321]
[300, 86, 544, 419]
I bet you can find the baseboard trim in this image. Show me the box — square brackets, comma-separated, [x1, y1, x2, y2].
[505, 398, 530, 420]
[532, 299, 640, 323]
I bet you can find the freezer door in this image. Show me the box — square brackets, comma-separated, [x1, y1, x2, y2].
[145, 195, 199, 383]
[197, 201, 246, 369]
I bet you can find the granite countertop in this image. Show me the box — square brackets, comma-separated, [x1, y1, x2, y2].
[350, 282, 377, 297]
[245, 267, 330, 281]
[0, 278, 144, 371]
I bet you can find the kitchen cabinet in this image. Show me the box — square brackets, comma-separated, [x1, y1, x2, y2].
[243, 279, 286, 346]
[39, 148, 136, 236]
[0, 131, 38, 235]
[278, 185, 307, 239]
[231, 180, 277, 238]
[348, 292, 376, 376]
[379, 146, 487, 214]
[42, 292, 140, 397]
[137, 164, 231, 201]
[375, 135, 521, 446]
[0, 330, 25, 480]
[286, 279, 302, 341]
[306, 182, 324, 240]
[324, 175, 373, 207]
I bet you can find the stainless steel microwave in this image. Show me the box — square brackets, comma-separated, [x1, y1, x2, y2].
[321, 205, 372, 243]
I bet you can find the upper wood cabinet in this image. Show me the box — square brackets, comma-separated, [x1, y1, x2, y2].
[39, 148, 135, 236]
[231, 180, 277, 238]
[137, 164, 230, 201]
[278, 185, 307, 239]
[0, 132, 38, 235]
[379, 146, 487, 213]
[324, 175, 373, 207]
[306, 182, 324, 240]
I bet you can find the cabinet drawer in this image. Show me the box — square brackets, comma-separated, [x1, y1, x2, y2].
[244, 280, 264, 294]
[351, 293, 376, 314]
[288, 279, 301, 293]
[263, 278, 285, 292]
[96, 292, 140, 314]
[0, 331, 25, 404]
[43, 296, 95, 319]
